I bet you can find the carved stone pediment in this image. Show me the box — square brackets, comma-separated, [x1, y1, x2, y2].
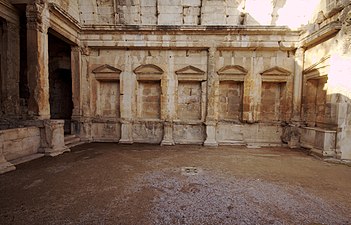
[92, 64, 122, 81]
[176, 65, 206, 81]
[261, 66, 291, 76]
[218, 65, 247, 75]
[260, 66, 291, 82]
[176, 65, 205, 75]
[133, 64, 163, 80]
[217, 65, 247, 81]
[134, 64, 163, 75]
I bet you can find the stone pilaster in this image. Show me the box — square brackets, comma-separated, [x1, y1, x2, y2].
[161, 51, 175, 145]
[77, 45, 92, 141]
[71, 46, 82, 118]
[119, 51, 134, 144]
[26, 2, 50, 119]
[1, 22, 20, 117]
[204, 47, 218, 147]
[39, 120, 69, 156]
[292, 47, 304, 122]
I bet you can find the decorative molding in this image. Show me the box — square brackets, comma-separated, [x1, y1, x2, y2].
[260, 66, 291, 82]
[134, 64, 163, 75]
[133, 64, 163, 80]
[261, 66, 291, 76]
[303, 56, 330, 80]
[176, 65, 206, 81]
[26, 3, 49, 33]
[0, 1, 20, 25]
[92, 64, 122, 81]
[217, 65, 247, 81]
[176, 65, 205, 75]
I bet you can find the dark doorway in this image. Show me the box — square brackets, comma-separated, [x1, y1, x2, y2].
[48, 33, 73, 134]
[0, 20, 3, 115]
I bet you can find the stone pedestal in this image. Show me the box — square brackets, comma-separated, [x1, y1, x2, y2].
[40, 120, 69, 156]
[119, 120, 133, 144]
[0, 133, 15, 174]
[161, 121, 174, 146]
[300, 127, 337, 157]
[282, 125, 301, 149]
[204, 121, 218, 147]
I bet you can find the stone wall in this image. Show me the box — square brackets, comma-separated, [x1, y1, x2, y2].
[75, 0, 342, 27]
[81, 45, 295, 146]
[49, 0, 80, 22]
[0, 0, 351, 162]
[0, 127, 41, 161]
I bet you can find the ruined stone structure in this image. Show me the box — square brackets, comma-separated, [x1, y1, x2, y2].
[0, 0, 351, 173]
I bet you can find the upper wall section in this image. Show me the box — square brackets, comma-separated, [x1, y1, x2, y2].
[72, 0, 345, 28]
[78, 0, 115, 25]
[48, 0, 80, 22]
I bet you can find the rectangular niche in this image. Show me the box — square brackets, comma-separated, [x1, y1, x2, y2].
[97, 81, 120, 118]
[305, 77, 328, 125]
[93, 64, 122, 118]
[137, 81, 161, 119]
[261, 82, 286, 122]
[218, 81, 243, 121]
[177, 81, 202, 120]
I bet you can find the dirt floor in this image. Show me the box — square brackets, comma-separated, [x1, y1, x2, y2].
[1, 143, 351, 225]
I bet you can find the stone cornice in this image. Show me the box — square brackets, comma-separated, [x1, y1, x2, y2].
[48, 3, 81, 31]
[299, 21, 342, 49]
[0, 0, 19, 25]
[80, 24, 300, 36]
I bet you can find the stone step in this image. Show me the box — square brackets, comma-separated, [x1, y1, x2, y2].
[64, 134, 77, 142]
[66, 141, 86, 149]
[65, 137, 80, 145]
[64, 134, 85, 149]
[10, 153, 45, 166]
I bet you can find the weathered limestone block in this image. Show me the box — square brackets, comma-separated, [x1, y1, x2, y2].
[216, 123, 244, 145]
[40, 120, 69, 156]
[0, 132, 15, 174]
[173, 123, 205, 144]
[314, 129, 337, 157]
[300, 127, 337, 157]
[91, 122, 121, 142]
[2, 127, 41, 161]
[243, 124, 283, 148]
[132, 121, 163, 144]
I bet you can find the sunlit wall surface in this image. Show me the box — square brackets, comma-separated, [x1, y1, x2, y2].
[243, 0, 322, 28]
[327, 55, 351, 99]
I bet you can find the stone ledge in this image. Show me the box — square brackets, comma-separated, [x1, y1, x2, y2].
[10, 153, 44, 166]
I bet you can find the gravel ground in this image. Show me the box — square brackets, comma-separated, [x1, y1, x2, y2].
[0, 143, 351, 225]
